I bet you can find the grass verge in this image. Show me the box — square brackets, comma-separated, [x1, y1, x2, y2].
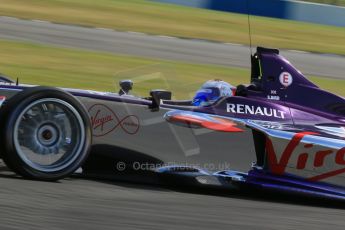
[0, 39, 343, 99]
[0, 0, 344, 55]
[302, 0, 345, 6]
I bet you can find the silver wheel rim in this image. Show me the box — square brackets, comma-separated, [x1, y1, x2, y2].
[13, 98, 85, 172]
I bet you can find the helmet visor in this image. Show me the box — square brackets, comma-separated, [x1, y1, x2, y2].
[192, 87, 220, 106]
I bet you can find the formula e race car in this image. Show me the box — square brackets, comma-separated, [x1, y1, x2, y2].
[0, 47, 344, 200]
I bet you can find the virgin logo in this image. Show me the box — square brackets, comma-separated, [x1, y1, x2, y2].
[89, 104, 140, 137]
[91, 110, 114, 132]
[266, 132, 345, 182]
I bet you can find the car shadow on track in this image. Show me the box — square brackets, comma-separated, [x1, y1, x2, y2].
[73, 172, 345, 210]
[0, 162, 344, 209]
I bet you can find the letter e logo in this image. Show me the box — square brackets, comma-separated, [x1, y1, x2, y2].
[279, 72, 293, 87]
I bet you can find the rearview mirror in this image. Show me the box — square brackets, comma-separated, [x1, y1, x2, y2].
[149, 90, 172, 111]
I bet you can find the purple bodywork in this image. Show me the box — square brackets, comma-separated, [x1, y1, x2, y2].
[163, 47, 345, 200]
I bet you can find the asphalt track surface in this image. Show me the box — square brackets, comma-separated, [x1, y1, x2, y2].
[0, 163, 344, 230]
[0, 16, 344, 79]
[0, 16, 344, 230]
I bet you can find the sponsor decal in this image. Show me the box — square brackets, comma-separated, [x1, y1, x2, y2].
[251, 121, 283, 130]
[267, 95, 280, 101]
[266, 132, 345, 181]
[226, 103, 286, 119]
[267, 90, 280, 100]
[279, 72, 293, 87]
[88, 104, 140, 137]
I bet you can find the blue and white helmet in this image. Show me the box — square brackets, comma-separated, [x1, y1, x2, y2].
[192, 80, 236, 106]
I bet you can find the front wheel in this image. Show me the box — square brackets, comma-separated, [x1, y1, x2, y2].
[0, 86, 92, 181]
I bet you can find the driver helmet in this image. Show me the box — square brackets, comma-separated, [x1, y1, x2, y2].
[192, 79, 236, 106]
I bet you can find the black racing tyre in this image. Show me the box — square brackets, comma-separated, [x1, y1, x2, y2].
[0, 86, 92, 181]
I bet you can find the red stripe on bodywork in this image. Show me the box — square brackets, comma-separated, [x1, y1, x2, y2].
[169, 115, 243, 132]
[308, 168, 345, 182]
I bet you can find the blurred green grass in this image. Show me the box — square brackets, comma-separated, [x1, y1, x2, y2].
[0, 0, 344, 55]
[0, 39, 248, 99]
[302, 0, 345, 6]
[0, 39, 343, 98]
